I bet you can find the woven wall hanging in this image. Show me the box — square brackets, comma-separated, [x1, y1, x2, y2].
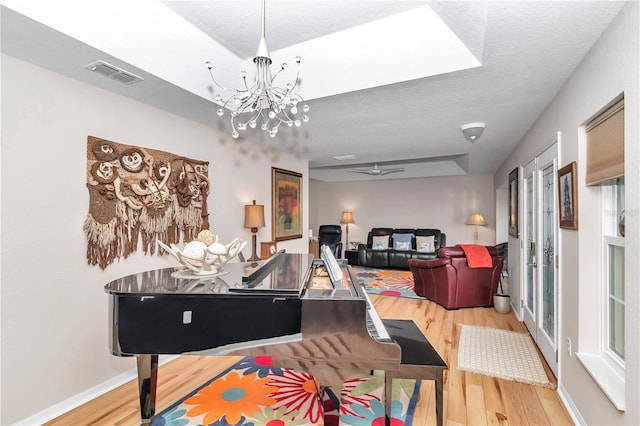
[83, 136, 210, 269]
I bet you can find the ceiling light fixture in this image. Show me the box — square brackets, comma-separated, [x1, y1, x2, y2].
[460, 122, 486, 142]
[206, 0, 309, 139]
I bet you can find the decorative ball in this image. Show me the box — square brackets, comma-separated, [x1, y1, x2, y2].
[183, 241, 207, 258]
[196, 229, 216, 246]
[207, 242, 227, 255]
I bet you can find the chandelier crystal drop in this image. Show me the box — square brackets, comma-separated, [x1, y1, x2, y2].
[206, 0, 309, 139]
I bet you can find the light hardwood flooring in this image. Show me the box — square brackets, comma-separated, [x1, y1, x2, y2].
[46, 295, 573, 425]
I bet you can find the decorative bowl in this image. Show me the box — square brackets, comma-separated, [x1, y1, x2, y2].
[158, 235, 247, 277]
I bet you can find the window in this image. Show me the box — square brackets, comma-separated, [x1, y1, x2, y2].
[603, 178, 625, 366]
[576, 97, 625, 410]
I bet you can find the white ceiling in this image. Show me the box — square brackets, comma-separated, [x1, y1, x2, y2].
[0, 1, 626, 182]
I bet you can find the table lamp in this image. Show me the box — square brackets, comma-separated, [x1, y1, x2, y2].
[244, 200, 265, 261]
[466, 212, 487, 244]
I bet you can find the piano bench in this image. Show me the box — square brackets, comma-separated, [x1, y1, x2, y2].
[382, 319, 448, 426]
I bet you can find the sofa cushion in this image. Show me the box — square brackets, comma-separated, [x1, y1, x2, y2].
[361, 248, 389, 268]
[389, 251, 412, 269]
[416, 235, 435, 252]
[370, 228, 394, 237]
[372, 235, 389, 250]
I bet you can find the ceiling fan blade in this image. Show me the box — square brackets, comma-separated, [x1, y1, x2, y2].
[346, 166, 405, 176]
[379, 168, 405, 175]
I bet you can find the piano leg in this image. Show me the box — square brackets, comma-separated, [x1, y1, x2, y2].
[136, 355, 158, 425]
[384, 373, 392, 422]
[435, 371, 444, 426]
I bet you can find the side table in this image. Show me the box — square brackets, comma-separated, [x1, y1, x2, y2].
[345, 249, 359, 265]
[309, 238, 319, 258]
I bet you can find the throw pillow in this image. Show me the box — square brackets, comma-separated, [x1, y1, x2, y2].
[372, 235, 389, 250]
[392, 233, 414, 243]
[394, 241, 411, 250]
[392, 233, 414, 251]
[416, 235, 435, 252]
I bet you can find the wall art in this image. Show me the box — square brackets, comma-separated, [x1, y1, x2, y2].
[272, 167, 302, 241]
[508, 167, 519, 237]
[83, 136, 210, 269]
[558, 161, 578, 229]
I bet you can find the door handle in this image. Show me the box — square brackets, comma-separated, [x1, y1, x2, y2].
[527, 262, 537, 268]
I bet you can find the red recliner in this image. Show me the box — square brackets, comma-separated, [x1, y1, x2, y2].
[408, 246, 503, 309]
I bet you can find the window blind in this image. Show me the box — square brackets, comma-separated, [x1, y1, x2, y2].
[585, 99, 624, 186]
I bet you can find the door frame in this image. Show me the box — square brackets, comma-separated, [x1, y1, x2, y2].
[522, 159, 537, 335]
[520, 143, 559, 375]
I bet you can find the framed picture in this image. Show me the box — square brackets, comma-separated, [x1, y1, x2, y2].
[558, 161, 578, 229]
[508, 167, 519, 237]
[272, 167, 303, 241]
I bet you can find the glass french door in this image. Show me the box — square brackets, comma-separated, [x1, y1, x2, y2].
[522, 144, 558, 375]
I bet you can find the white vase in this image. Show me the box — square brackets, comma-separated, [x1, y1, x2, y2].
[493, 294, 511, 314]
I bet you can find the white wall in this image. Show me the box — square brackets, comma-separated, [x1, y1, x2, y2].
[0, 55, 309, 424]
[495, 185, 508, 245]
[494, 2, 639, 424]
[309, 174, 496, 249]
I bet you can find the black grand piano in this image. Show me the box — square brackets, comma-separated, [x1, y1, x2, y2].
[105, 247, 447, 425]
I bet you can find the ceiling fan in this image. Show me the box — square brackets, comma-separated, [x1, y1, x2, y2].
[346, 163, 405, 176]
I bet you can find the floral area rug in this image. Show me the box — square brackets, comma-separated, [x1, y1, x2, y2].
[151, 356, 420, 426]
[352, 266, 422, 299]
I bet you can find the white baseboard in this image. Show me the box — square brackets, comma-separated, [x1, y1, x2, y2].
[558, 382, 586, 425]
[14, 355, 178, 426]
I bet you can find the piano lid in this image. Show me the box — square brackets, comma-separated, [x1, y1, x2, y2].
[104, 252, 313, 296]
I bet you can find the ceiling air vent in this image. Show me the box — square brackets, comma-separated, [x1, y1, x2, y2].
[85, 61, 144, 85]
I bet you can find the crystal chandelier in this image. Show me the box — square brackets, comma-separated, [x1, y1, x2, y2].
[206, 0, 309, 139]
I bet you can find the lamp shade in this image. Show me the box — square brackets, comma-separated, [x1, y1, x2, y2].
[340, 211, 355, 224]
[466, 212, 487, 226]
[244, 200, 265, 228]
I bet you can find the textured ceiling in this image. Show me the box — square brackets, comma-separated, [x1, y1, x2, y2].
[0, 1, 627, 182]
[164, 1, 427, 59]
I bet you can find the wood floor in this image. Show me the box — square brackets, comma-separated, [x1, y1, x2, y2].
[46, 295, 573, 425]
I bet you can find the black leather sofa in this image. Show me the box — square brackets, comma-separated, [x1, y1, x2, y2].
[357, 228, 446, 270]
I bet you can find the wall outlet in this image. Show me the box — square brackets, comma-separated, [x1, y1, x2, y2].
[566, 337, 572, 356]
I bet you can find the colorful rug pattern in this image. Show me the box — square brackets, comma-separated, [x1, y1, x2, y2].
[352, 266, 422, 299]
[151, 356, 420, 426]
